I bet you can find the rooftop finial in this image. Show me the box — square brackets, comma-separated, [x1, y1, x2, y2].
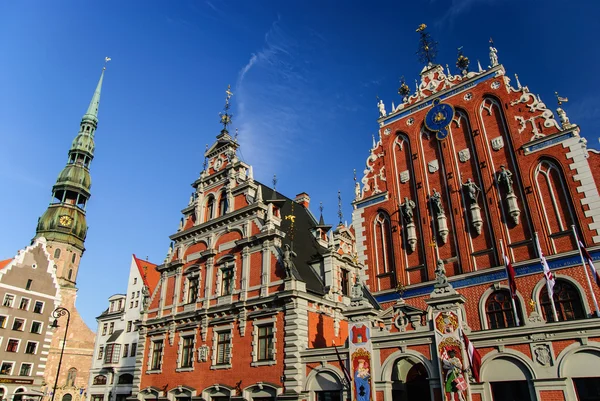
[555, 91, 569, 106]
[104, 56, 111, 70]
[203, 144, 208, 171]
[398, 75, 410, 101]
[234, 127, 239, 142]
[82, 59, 109, 124]
[219, 84, 233, 132]
[272, 174, 277, 193]
[456, 46, 469, 75]
[489, 37, 499, 67]
[416, 23, 437, 65]
[337, 190, 343, 225]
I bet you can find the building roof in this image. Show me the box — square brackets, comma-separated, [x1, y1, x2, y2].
[257, 182, 328, 295]
[133, 254, 160, 293]
[0, 259, 12, 271]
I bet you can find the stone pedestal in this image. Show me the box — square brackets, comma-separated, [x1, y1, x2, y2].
[506, 193, 521, 225]
[470, 204, 483, 234]
[437, 214, 449, 244]
[406, 222, 417, 251]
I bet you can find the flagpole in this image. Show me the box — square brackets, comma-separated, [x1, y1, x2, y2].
[572, 225, 600, 317]
[500, 239, 520, 326]
[535, 232, 559, 322]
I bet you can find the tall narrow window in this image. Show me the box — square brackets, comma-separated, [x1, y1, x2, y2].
[66, 368, 77, 386]
[540, 279, 585, 322]
[150, 340, 163, 370]
[257, 325, 274, 361]
[205, 197, 215, 221]
[373, 212, 395, 275]
[221, 268, 234, 296]
[54, 248, 61, 259]
[340, 269, 350, 297]
[535, 160, 576, 237]
[216, 331, 231, 365]
[187, 277, 199, 303]
[181, 336, 194, 368]
[486, 290, 521, 329]
[218, 191, 228, 216]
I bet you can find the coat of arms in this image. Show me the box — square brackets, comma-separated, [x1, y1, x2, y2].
[400, 170, 410, 183]
[491, 136, 504, 151]
[428, 159, 439, 173]
[458, 149, 470, 163]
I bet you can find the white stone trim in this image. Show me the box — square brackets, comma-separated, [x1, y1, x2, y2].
[211, 324, 233, 368]
[478, 284, 527, 330]
[250, 316, 277, 366]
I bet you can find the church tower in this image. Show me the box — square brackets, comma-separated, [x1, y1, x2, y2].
[37, 65, 107, 401]
[35, 66, 104, 287]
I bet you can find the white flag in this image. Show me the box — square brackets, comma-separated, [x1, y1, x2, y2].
[536, 235, 555, 298]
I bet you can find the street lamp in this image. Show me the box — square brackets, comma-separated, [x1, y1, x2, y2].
[50, 307, 71, 401]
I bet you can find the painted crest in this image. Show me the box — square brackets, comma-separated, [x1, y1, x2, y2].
[400, 170, 410, 183]
[428, 159, 439, 173]
[349, 323, 374, 401]
[458, 148, 470, 163]
[491, 136, 504, 151]
[384, 128, 391, 135]
[435, 311, 459, 334]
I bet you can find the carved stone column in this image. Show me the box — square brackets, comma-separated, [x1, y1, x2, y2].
[506, 193, 521, 225]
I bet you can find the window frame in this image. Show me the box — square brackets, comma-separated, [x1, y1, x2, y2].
[2, 294, 15, 308]
[221, 267, 234, 296]
[18, 297, 30, 311]
[33, 300, 44, 314]
[485, 289, 520, 330]
[540, 279, 586, 322]
[179, 335, 195, 369]
[30, 320, 43, 334]
[149, 339, 164, 371]
[25, 341, 38, 355]
[0, 361, 14, 375]
[12, 317, 26, 332]
[0, 315, 7, 328]
[6, 338, 20, 353]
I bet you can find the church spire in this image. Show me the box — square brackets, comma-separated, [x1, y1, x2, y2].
[35, 62, 108, 284]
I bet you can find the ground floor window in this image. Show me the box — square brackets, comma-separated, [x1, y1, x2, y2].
[116, 393, 131, 401]
[91, 395, 104, 401]
[574, 377, 600, 401]
[491, 381, 530, 401]
[315, 391, 341, 401]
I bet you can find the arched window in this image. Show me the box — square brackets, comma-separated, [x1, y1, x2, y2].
[66, 367, 77, 386]
[540, 279, 585, 322]
[373, 212, 395, 275]
[62, 394, 72, 401]
[13, 388, 25, 401]
[485, 290, 522, 329]
[218, 191, 228, 216]
[93, 375, 107, 385]
[205, 197, 215, 221]
[118, 374, 133, 384]
[71, 253, 76, 263]
[68, 269, 73, 280]
[54, 248, 61, 258]
[535, 160, 576, 236]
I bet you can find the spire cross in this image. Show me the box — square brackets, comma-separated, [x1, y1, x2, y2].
[337, 190, 343, 225]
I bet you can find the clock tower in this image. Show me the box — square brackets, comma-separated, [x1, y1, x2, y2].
[35, 66, 104, 287]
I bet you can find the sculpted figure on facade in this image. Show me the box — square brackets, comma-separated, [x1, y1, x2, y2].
[435, 259, 449, 287]
[430, 189, 445, 217]
[489, 45, 498, 67]
[400, 197, 416, 223]
[283, 244, 298, 279]
[378, 99, 387, 117]
[462, 178, 480, 205]
[497, 165, 514, 194]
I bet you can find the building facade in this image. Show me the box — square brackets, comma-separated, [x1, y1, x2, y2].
[87, 256, 159, 401]
[0, 239, 61, 401]
[132, 92, 362, 401]
[128, 30, 600, 401]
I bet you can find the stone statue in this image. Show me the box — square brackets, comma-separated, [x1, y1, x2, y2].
[378, 99, 387, 117]
[489, 45, 498, 67]
[497, 165, 514, 194]
[283, 244, 297, 279]
[435, 259, 448, 286]
[142, 286, 150, 309]
[430, 189, 445, 216]
[401, 197, 416, 223]
[462, 178, 480, 204]
[351, 277, 364, 299]
[557, 107, 571, 129]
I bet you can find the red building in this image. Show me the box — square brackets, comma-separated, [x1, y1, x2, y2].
[133, 31, 600, 401]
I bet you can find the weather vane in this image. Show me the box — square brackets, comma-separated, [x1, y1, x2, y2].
[555, 91, 569, 106]
[203, 144, 208, 171]
[103, 56, 111, 70]
[456, 46, 470, 74]
[219, 84, 233, 132]
[272, 174, 277, 193]
[337, 190, 343, 225]
[416, 23, 438, 65]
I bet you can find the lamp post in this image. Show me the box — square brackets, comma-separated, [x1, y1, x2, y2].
[49, 307, 71, 401]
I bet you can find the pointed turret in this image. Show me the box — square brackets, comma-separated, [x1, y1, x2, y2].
[35, 65, 108, 285]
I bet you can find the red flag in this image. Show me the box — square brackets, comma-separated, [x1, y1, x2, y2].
[503, 254, 518, 299]
[579, 241, 600, 287]
[462, 331, 482, 383]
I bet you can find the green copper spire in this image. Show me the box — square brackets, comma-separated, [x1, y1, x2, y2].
[35, 63, 108, 251]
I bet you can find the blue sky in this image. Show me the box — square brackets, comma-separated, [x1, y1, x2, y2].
[1, 0, 599, 328]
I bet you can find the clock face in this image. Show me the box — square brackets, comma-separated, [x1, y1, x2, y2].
[424, 99, 455, 140]
[59, 215, 73, 227]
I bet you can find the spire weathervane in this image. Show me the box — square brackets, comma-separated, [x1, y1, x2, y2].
[219, 84, 233, 132]
[456, 46, 470, 75]
[555, 91, 569, 106]
[272, 174, 277, 194]
[416, 23, 438, 65]
[104, 56, 111, 70]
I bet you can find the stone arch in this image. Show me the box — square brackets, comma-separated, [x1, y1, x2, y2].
[12, 387, 26, 401]
[480, 349, 536, 381]
[478, 283, 527, 329]
[167, 385, 196, 399]
[557, 342, 600, 378]
[139, 387, 162, 401]
[242, 382, 281, 400]
[61, 394, 73, 401]
[379, 349, 435, 382]
[203, 194, 216, 222]
[202, 384, 233, 401]
[305, 365, 344, 392]
[532, 274, 591, 319]
[372, 210, 396, 284]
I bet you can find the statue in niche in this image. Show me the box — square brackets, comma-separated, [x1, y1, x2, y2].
[435, 259, 449, 286]
[351, 276, 364, 299]
[430, 189, 445, 216]
[400, 197, 416, 223]
[497, 165, 514, 194]
[462, 178, 481, 204]
[283, 244, 298, 279]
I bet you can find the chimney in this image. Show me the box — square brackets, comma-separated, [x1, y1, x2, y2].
[295, 192, 310, 209]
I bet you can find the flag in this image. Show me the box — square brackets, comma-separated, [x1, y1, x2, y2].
[557, 96, 568, 103]
[579, 240, 600, 287]
[536, 236, 555, 298]
[105, 56, 112, 62]
[332, 341, 352, 384]
[462, 331, 482, 382]
[503, 254, 518, 298]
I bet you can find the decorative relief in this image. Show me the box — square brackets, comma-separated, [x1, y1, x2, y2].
[407, 117, 414, 126]
[458, 149, 470, 163]
[491, 136, 504, 151]
[428, 159, 439, 173]
[491, 81, 501, 90]
[400, 170, 410, 183]
[198, 344, 209, 362]
[463, 92, 473, 101]
[533, 344, 552, 367]
[214, 157, 223, 171]
[384, 128, 391, 135]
